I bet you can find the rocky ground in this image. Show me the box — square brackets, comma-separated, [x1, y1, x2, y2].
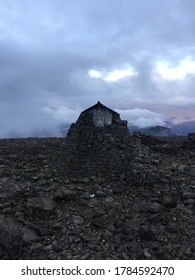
[0, 135, 194, 260]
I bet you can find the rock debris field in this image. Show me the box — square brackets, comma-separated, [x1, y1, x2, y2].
[0, 134, 194, 260]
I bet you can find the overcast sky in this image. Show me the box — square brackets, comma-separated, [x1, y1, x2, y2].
[0, 0, 195, 137]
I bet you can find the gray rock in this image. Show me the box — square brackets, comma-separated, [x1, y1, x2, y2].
[30, 243, 43, 251]
[183, 199, 194, 205]
[23, 228, 39, 242]
[182, 192, 195, 199]
[191, 243, 195, 253]
[95, 191, 106, 198]
[72, 216, 84, 227]
[128, 241, 142, 255]
[104, 196, 115, 203]
[122, 252, 129, 259]
[143, 249, 152, 258]
[26, 197, 56, 215]
[53, 187, 77, 201]
[80, 178, 90, 184]
[0, 215, 23, 259]
[178, 164, 186, 171]
[0, 203, 11, 209]
[141, 202, 164, 213]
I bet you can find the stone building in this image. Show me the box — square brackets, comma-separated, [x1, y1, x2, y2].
[77, 101, 122, 127]
[60, 101, 132, 184]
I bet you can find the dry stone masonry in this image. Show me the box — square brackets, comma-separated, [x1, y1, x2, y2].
[60, 101, 133, 183]
[187, 133, 195, 150]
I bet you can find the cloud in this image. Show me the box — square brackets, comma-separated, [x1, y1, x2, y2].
[156, 57, 195, 80]
[117, 108, 167, 128]
[42, 102, 82, 124]
[0, 0, 195, 137]
[0, 43, 91, 137]
[88, 65, 137, 81]
[0, 99, 61, 138]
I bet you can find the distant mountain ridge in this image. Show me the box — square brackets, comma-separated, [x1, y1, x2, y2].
[171, 121, 195, 136]
[128, 125, 172, 136]
[128, 121, 195, 136]
[60, 120, 195, 137]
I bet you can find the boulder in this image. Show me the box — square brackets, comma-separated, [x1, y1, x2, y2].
[0, 215, 23, 259]
[141, 202, 164, 213]
[182, 191, 195, 199]
[26, 197, 56, 215]
[53, 187, 77, 202]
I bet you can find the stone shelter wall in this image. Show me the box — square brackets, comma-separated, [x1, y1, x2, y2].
[60, 121, 133, 184]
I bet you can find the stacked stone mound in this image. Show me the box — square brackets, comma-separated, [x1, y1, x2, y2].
[60, 102, 134, 183]
[188, 133, 195, 150]
[182, 133, 195, 150]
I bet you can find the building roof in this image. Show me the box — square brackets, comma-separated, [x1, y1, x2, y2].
[82, 101, 119, 116]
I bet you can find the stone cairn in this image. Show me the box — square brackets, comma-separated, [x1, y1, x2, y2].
[60, 101, 135, 184]
[182, 133, 195, 151]
[188, 133, 195, 150]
